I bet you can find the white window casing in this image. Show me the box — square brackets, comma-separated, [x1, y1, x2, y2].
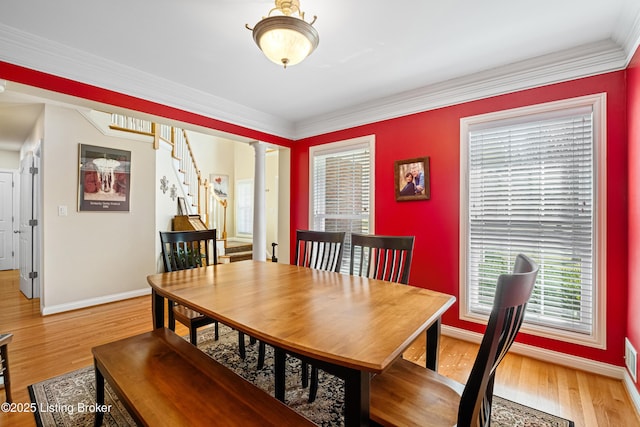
[236, 178, 254, 236]
[309, 135, 375, 273]
[460, 93, 607, 348]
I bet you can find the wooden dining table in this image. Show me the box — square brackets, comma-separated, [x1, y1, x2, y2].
[147, 260, 455, 427]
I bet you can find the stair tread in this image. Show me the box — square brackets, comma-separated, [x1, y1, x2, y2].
[220, 251, 253, 257]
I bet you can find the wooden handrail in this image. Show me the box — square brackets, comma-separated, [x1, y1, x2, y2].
[111, 113, 206, 220]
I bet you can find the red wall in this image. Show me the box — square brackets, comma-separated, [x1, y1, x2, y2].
[627, 47, 640, 392]
[292, 72, 628, 366]
[1, 60, 630, 367]
[0, 61, 293, 148]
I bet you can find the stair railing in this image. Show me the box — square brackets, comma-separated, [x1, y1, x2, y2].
[110, 113, 205, 218]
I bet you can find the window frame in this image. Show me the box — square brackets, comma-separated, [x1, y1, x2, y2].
[459, 93, 607, 348]
[235, 178, 254, 237]
[309, 135, 376, 273]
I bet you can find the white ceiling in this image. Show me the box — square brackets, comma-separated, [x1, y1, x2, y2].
[1, 0, 640, 151]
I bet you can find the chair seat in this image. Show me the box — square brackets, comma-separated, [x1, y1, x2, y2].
[172, 305, 215, 327]
[370, 358, 464, 427]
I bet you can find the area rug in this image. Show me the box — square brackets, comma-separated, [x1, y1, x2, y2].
[29, 325, 574, 427]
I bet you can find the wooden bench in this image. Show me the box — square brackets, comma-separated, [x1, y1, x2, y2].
[92, 328, 316, 426]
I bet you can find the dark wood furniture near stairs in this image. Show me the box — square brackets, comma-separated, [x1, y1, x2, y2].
[0, 333, 12, 403]
[159, 229, 219, 345]
[370, 253, 539, 427]
[172, 214, 207, 231]
[92, 328, 315, 427]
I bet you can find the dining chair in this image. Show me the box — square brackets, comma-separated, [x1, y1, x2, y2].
[349, 232, 415, 284]
[369, 253, 539, 427]
[258, 230, 346, 399]
[0, 333, 13, 403]
[159, 230, 220, 346]
[295, 229, 346, 272]
[306, 232, 415, 402]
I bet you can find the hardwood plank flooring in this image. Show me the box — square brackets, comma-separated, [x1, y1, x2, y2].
[1, 269, 639, 426]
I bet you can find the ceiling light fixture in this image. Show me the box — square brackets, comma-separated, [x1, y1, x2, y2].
[246, 0, 319, 69]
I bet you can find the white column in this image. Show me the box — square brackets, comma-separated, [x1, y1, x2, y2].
[251, 141, 267, 261]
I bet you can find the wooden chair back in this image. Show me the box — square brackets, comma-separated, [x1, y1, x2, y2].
[294, 230, 346, 273]
[349, 233, 415, 284]
[159, 230, 218, 272]
[458, 253, 539, 426]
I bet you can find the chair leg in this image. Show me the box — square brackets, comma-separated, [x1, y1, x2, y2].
[308, 366, 319, 403]
[94, 361, 104, 427]
[238, 332, 246, 359]
[168, 300, 176, 331]
[257, 341, 266, 370]
[301, 361, 309, 388]
[214, 321, 219, 341]
[189, 326, 198, 347]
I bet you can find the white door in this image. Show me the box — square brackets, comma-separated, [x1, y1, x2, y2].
[0, 171, 14, 270]
[19, 152, 39, 298]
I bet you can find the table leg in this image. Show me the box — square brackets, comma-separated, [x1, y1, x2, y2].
[1, 343, 10, 403]
[343, 369, 370, 427]
[274, 347, 286, 402]
[152, 290, 165, 329]
[94, 359, 105, 427]
[425, 318, 441, 371]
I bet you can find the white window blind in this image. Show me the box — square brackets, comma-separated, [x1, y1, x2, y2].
[462, 99, 603, 341]
[310, 137, 374, 273]
[236, 179, 253, 236]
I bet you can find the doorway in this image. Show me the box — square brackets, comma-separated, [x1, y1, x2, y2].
[0, 170, 17, 271]
[19, 149, 41, 299]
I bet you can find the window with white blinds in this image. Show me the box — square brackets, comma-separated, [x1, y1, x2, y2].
[236, 179, 253, 236]
[460, 94, 606, 347]
[310, 136, 375, 273]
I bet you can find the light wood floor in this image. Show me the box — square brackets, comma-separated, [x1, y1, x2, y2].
[0, 269, 638, 426]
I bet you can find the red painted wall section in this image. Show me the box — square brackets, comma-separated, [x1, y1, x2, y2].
[292, 72, 628, 365]
[0, 59, 630, 366]
[627, 45, 640, 391]
[0, 61, 294, 148]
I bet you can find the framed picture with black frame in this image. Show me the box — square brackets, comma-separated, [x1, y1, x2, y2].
[78, 144, 131, 211]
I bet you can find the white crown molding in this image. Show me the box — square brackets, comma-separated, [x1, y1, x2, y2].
[294, 40, 628, 139]
[0, 22, 636, 141]
[613, 3, 640, 66]
[0, 23, 294, 139]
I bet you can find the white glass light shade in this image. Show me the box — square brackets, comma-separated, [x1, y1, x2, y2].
[252, 16, 319, 68]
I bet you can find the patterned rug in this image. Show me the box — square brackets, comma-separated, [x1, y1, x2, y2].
[29, 325, 574, 426]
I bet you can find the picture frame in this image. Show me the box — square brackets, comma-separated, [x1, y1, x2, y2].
[177, 197, 188, 215]
[78, 144, 131, 211]
[394, 156, 430, 201]
[211, 174, 229, 199]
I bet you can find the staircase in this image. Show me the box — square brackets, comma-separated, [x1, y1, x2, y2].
[219, 240, 253, 263]
[104, 113, 255, 262]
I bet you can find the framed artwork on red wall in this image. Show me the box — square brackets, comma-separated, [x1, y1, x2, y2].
[394, 156, 430, 201]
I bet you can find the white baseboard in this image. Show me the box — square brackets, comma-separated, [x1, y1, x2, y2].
[442, 324, 640, 416]
[41, 288, 151, 315]
[623, 371, 640, 419]
[442, 325, 625, 379]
